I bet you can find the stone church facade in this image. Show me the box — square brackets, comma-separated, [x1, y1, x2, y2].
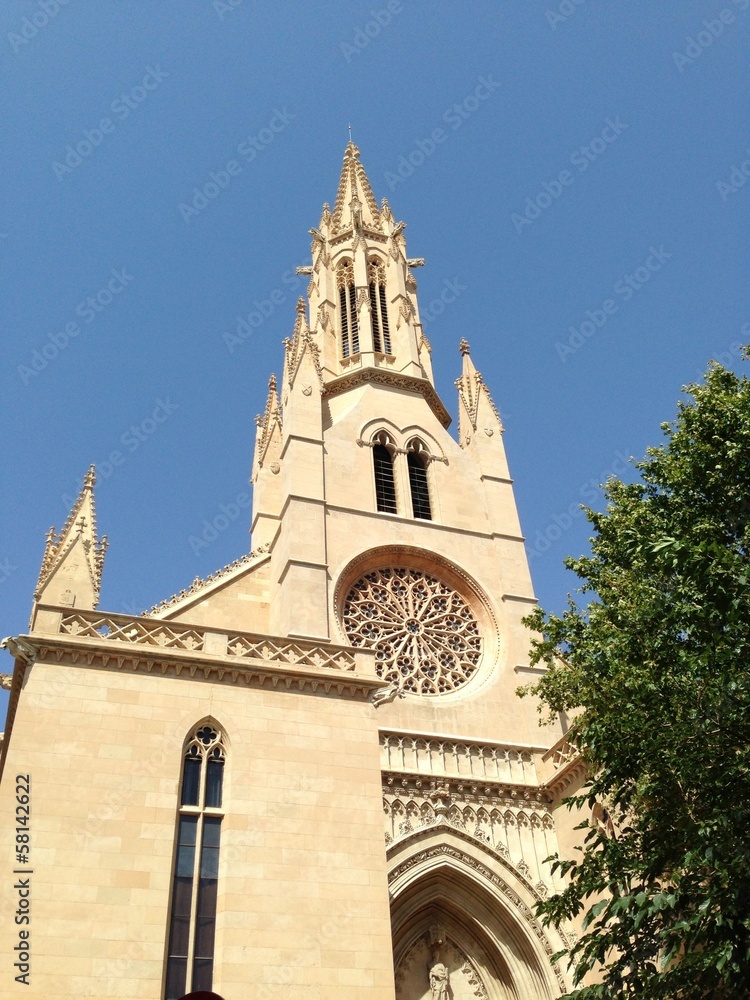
[0, 143, 583, 999]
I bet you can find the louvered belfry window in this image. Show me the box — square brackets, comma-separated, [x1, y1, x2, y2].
[368, 258, 391, 354]
[373, 433, 397, 514]
[407, 444, 432, 520]
[337, 259, 359, 358]
[165, 724, 226, 1000]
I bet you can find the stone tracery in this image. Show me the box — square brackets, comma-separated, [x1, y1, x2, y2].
[342, 567, 482, 695]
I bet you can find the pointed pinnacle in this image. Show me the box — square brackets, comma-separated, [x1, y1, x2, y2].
[459, 339, 471, 356]
[268, 373, 278, 392]
[296, 297, 306, 315]
[84, 464, 96, 489]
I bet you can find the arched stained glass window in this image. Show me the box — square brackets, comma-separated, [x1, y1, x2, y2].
[165, 725, 226, 1000]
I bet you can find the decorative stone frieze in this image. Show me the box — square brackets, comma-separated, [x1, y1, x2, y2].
[383, 772, 554, 888]
[380, 731, 539, 784]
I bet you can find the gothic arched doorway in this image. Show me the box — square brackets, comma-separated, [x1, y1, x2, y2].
[389, 830, 568, 999]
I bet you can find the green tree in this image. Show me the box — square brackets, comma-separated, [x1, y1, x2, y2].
[521, 352, 750, 998]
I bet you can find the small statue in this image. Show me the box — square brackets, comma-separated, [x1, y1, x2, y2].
[429, 949, 450, 1000]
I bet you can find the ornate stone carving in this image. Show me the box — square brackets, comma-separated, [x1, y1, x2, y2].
[30, 611, 380, 700]
[389, 845, 569, 991]
[36, 465, 108, 603]
[395, 932, 489, 1000]
[380, 730, 538, 791]
[397, 301, 412, 328]
[342, 567, 481, 696]
[382, 762, 557, 891]
[57, 608, 356, 673]
[323, 368, 452, 428]
[284, 301, 324, 391]
[332, 142, 384, 234]
[0, 637, 37, 666]
[455, 341, 503, 434]
[370, 680, 403, 707]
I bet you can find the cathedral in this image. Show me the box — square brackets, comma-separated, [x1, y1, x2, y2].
[0, 143, 584, 999]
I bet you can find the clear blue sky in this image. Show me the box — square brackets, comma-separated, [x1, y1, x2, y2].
[2, 1, 748, 723]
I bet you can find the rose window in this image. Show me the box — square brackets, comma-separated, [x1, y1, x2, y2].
[342, 567, 482, 695]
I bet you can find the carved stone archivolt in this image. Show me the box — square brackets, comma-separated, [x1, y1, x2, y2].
[342, 567, 482, 696]
[389, 844, 570, 993]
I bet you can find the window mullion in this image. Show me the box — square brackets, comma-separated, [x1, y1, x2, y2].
[185, 758, 206, 990]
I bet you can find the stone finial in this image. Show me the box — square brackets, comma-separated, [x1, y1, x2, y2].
[459, 339, 471, 356]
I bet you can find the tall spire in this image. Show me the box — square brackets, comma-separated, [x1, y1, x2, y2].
[332, 142, 383, 234]
[34, 465, 108, 612]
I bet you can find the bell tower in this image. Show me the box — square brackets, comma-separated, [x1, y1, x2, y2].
[0, 141, 577, 1000]
[251, 141, 543, 741]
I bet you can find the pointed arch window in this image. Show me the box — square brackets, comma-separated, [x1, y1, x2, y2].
[368, 258, 391, 354]
[337, 259, 359, 358]
[165, 724, 226, 1000]
[372, 432, 397, 514]
[407, 441, 432, 520]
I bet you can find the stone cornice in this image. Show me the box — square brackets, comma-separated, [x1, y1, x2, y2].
[380, 726, 550, 754]
[382, 770, 548, 806]
[322, 368, 452, 429]
[28, 633, 381, 699]
[24, 607, 383, 700]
